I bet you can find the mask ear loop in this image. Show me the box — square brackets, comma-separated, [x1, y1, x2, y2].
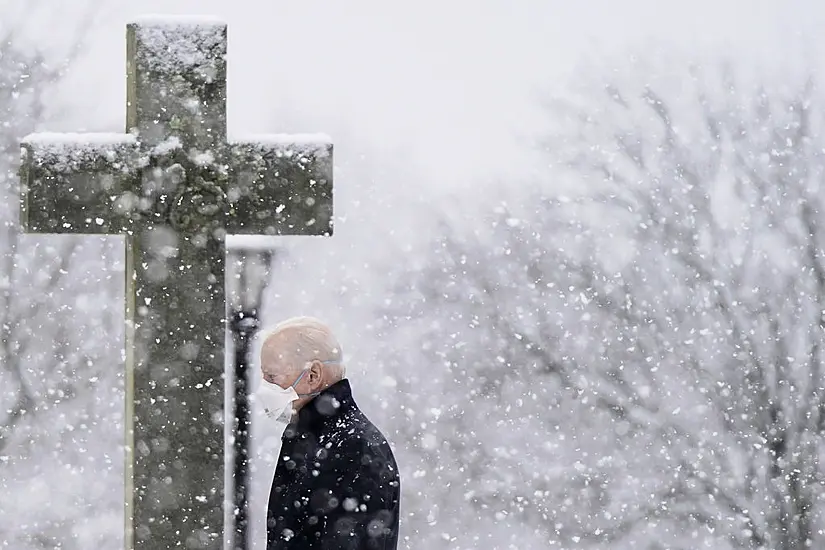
[289, 369, 309, 389]
[292, 359, 341, 398]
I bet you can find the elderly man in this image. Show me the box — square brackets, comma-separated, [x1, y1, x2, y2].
[257, 316, 400, 550]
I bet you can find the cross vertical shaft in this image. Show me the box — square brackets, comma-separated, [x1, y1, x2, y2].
[124, 19, 228, 549]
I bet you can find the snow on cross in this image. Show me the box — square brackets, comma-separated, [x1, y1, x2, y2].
[18, 16, 333, 550]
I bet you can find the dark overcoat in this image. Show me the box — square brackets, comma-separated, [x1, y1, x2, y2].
[267, 379, 400, 550]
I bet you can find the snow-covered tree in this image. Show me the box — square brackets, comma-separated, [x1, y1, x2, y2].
[376, 58, 825, 549]
[0, 7, 124, 549]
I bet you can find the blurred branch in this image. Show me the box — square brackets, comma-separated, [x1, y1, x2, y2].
[6, 240, 80, 360]
[383, 60, 825, 549]
[0, 240, 80, 454]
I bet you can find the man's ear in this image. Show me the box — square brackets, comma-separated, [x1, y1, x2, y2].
[308, 359, 323, 385]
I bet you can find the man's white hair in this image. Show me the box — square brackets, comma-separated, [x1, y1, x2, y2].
[263, 316, 345, 378]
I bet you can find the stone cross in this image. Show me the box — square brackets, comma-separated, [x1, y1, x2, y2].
[19, 16, 332, 549]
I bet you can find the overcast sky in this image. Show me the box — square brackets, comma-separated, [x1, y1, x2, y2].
[18, 0, 824, 193]
[11, 0, 825, 365]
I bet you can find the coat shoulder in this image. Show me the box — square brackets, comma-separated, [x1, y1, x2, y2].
[320, 408, 398, 488]
[326, 408, 395, 456]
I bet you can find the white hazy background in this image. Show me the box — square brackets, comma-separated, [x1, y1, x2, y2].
[5, 1, 825, 549]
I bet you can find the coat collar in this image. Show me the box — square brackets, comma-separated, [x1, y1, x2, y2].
[294, 378, 355, 436]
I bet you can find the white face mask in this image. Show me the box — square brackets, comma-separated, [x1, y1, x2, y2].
[250, 378, 300, 546]
[254, 379, 299, 425]
[253, 360, 343, 423]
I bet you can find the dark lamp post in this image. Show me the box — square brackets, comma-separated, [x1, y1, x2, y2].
[226, 237, 276, 550]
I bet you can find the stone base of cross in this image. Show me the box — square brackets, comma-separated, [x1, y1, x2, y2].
[19, 15, 333, 550]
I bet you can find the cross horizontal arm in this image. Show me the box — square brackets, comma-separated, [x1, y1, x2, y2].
[20, 133, 141, 234]
[227, 134, 333, 236]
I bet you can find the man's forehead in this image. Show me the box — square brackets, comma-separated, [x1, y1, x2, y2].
[260, 334, 301, 373]
[262, 335, 298, 361]
[260, 341, 290, 365]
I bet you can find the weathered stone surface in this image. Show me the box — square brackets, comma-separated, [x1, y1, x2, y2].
[20, 134, 140, 234]
[228, 136, 333, 236]
[18, 17, 333, 550]
[127, 19, 227, 150]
